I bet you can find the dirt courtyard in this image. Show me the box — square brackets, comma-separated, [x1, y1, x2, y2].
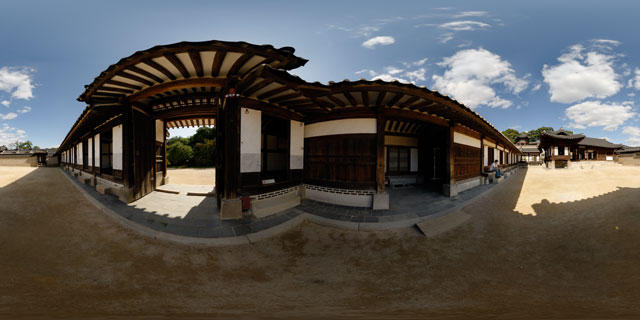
[167, 167, 215, 186]
[1, 165, 640, 318]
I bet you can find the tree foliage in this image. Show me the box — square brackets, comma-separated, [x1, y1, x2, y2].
[166, 127, 216, 167]
[13, 140, 33, 150]
[527, 127, 555, 142]
[502, 128, 520, 143]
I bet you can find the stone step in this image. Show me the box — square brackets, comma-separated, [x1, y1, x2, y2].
[252, 192, 300, 219]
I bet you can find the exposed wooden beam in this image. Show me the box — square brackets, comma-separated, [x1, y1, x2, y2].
[269, 93, 302, 104]
[256, 85, 289, 100]
[243, 78, 273, 97]
[104, 79, 142, 91]
[325, 94, 346, 107]
[237, 97, 303, 121]
[399, 96, 420, 109]
[163, 53, 190, 78]
[126, 78, 226, 103]
[386, 93, 404, 107]
[211, 51, 226, 77]
[97, 86, 134, 94]
[383, 108, 449, 127]
[304, 107, 375, 124]
[375, 91, 386, 106]
[116, 71, 153, 86]
[91, 92, 126, 98]
[141, 58, 176, 81]
[361, 91, 369, 107]
[126, 65, 164, 84]
[342, 91, 358, 106]
[188, 50, 204, 77]
[227, 53, 252, 75]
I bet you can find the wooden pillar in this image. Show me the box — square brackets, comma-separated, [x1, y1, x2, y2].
[219, 89, 243, 219]
[446, 123, 455, 185]
[479, 135, 485, 172]
[122, 105, 134, 190]
[215, 103, 223, 209]
[375, 109, 385, 193]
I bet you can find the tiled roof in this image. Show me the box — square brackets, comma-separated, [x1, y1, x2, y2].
[578, 137, 622, 149]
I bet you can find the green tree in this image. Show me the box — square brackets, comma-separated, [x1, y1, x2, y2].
[188, 127, 216, 147]
[192, 138, 216, 167]
[13, 140, 33, 150]
[167, 141, 193, 167]
[502, 128, 520, 143]
[528, 126, 555, 142]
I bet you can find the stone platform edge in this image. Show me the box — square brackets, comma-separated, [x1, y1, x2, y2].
[60, 167, 519, 246]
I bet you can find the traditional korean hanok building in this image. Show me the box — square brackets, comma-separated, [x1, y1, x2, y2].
[539, 129, 621, 168]
[56, 40, 521, 219]
[515, 132, 541, 164]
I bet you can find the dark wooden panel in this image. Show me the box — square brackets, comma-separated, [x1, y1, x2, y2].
[132, 108, 156, 199]
[453, 143, 481, 181]
[304, 133, 376, 189]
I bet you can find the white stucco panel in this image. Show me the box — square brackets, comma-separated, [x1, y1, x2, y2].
[240, 108, 261, 173]
[94, 134, 100, 168]
[77, 142, 83, 165]
[290, 120, 304, 170]
[304, 118, 376, 138]
[483, 146, 488, 166]
[88, 137, 93, 166]
[453, 132, 481, 148]
[113, 125, 123, 170]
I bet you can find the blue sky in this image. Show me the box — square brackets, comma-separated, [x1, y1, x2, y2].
[1, 0, 640, 147]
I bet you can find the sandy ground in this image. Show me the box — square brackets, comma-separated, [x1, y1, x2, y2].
[1, 165, 640, 318]
[167, 168, 215, 186]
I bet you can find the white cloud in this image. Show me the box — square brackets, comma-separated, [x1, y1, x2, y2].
[405, 68, 426, 82]
[384, 66, 404, 75]
[362, 36, 395, 49]
[0, 123, 27, 145]
[372, 73, 409, 83]
[531, 83, 542, 92]
[542, 44, 621, 103]
[431, 48, 528, 109]
[0, 112, 18, 120]
[631, 68, 640, 90]
[439, 33, 454, 43]
[565, 101, 636, 131]
[0, 67, 35, 100]
[453, 11, 488, 18]
[438, 20, 490, 31]
[18, 106, 31, 113]
[623, 126, 640, 146]
[591, 39, 621, 46]
[412, 58, 428, 66]
[1, 100, 9, 107]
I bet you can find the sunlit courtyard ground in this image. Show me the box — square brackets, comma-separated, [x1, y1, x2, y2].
[1, 165, 640, 318]
[167, 167, 215, 186]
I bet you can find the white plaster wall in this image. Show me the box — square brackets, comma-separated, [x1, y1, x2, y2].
[94, 134, 100, 168]
[88, 137, 93, 167]
[453, 132, 481, 148]
[483, 146, 488, 166]
[385, 135, 418, 147]
[240, 107, 261, 173]
[290, 120, 304, 170]
[410, 148, 418, 172]
[155, 120, 164, 143]
[494, 148, 499, 162]
[77, 142, 83, 166]
[113, 125, 123, 170]
[483, 139, 496, 148]
[304, 118, 376, 138]
[554, 146, 558, 156]
[564, 147, 568, 155]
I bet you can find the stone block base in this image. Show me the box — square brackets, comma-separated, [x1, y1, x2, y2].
[220, 199, 243, 220]
[372, 191, 389, 210]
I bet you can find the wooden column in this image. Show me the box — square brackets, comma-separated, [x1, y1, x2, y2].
[376, 108, 385, 193]
[215, 103, 223, 209]
[479, 135, 484, 172]
[446, 122, 455, 185]
[122, 105, 134, 190]
[219, 89, 243, 219]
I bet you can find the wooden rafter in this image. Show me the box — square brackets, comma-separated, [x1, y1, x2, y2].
[361, 91, 369, 107]
[97, 86, 134, 94]
[141, 58, 176, 81]
[227, 53, 252, 75]
[211, 51, 226, 77]
[399, 96, 420, 109]
[269, 93, 302, 104]
[375, 91, 386, 106]
[163, 53, 190, 78]
[126, 78, 226, 102]
[126, 65, 164, 84]
[104, 79, 142, 91]
[325, 94, 346, 107]
[342, 91, 358, 106]
[188, 50, 204, 77]
[386, 93, 404, 107]
[116, 71, 153, 86]
[257, 85, 289, 100]
[243, 78, 274, 96]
